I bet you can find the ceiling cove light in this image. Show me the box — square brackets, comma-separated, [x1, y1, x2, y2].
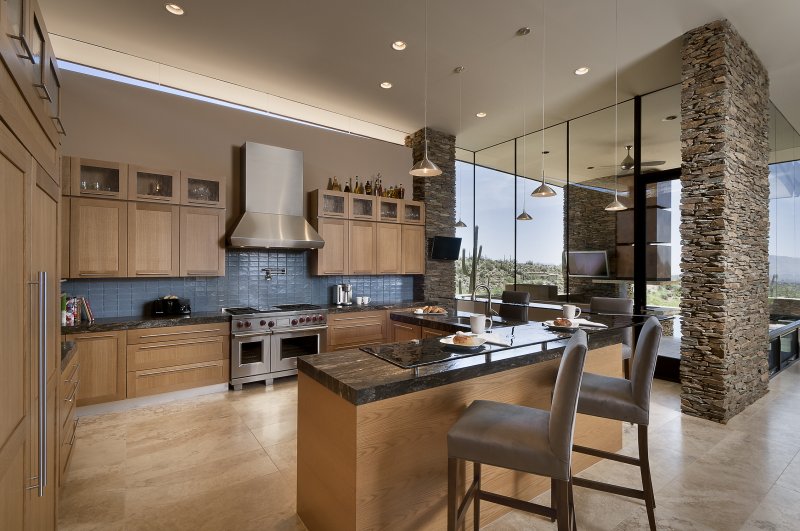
[476, 112, 487, 118]
[380, 81, 392, 89]
[409, 0, 442, 177]
[165, 3, 184, 15]
[392, 41, 407, 51]
[574, 66, 590, 76]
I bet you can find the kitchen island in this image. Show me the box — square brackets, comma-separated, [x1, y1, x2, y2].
[297, 314, 647, 531]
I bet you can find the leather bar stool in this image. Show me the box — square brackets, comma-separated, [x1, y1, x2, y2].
[589, 297, 634, 379]
[447, 331, 588, 531]
[571, 316, 662, 531]
[499, 290, 531, 322]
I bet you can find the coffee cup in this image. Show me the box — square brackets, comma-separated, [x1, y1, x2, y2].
[562, 304, 582, 319]
[362, 296, 370, 304]
[470, 314, 493, 334]
[356, 296, 363, 305]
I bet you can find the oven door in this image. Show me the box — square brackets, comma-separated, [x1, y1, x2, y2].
[231, 333, 271, 381]
[271, 326, 327, 372]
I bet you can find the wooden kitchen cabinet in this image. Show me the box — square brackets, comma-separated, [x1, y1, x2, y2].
[66, 331, 127, 407]
[377, 197, 402, 223]
[60, 349, 79, 484]
[180, 172, 225, 209]
[349, 194, 376, 220]
[309, 189, 348, 219]
[128, 164, 180, 204]
[391, 321, 421, 342]
[69, 197, 128, 277]
[312, 217, 348, 275]
[376, 222, 402, 274]
[349, 220, 376, 275]
[179, 206, 225, 276]
[401, 200, 425, 225]
[126, 323, 230, 398]
[422, 327, 449, 339]
[128, 202, 180, 277]
[61, 196, 70, 277]
[327, 311, 386, 351]
[69, 157, 128, 199]
[401, 224, 425, 274]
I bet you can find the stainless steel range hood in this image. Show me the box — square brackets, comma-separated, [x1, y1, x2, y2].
[229, 142, 324, 249]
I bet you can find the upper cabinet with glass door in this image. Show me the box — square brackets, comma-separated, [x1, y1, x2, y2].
[180, 172, 225, 209]
[128, 165, 180, 204]
[378, 197, 402, 223]
[69, 157, 129, 200]
[309, 189, 348, 219]
[401, 200, 425, 225]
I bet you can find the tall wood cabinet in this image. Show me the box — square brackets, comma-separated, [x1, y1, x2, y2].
[66, 331, 127, 407]
[0, 0, 63, 526]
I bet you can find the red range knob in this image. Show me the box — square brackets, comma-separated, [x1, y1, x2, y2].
[319, 314, 325, 322]
[260, 320, 267, 326]
[299, 317, 306, 324]
[244, 321, 252, 328]
[268, 321, 275, 328]
[236, 321, 244, 328]
[311, 315, 317, 322]
[291, 319, 298, 326]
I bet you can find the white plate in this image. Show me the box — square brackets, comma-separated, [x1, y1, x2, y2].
[543, 320, 580, 332]
[439, 335, 487, 350]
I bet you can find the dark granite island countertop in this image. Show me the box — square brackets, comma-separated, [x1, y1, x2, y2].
[298, 314, 648, 405]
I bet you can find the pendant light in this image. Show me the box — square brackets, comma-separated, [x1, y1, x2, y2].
[409, 0, 442, 177]
[605, 0, 626, 212]
[454, 66, 468, 227]
[532, 0, 556, 198]
[516, 28, 532, 221]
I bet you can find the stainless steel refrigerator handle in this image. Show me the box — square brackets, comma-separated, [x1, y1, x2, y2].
[37, 271, 47, 497]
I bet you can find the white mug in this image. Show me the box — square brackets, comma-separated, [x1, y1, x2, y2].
[562, 304, 582, 319]
[362, 296, 370, 304]
[470, 313, 493, 334]
[356, 296, 363, 305]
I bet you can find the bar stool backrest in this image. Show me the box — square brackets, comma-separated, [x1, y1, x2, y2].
[631, 317, 663, 415]
[499, 291, 530, 322]
[590, 297, 634, 353]
[549, 330, 589, 467]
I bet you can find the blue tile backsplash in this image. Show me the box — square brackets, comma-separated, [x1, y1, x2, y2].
[62, 249, 416, 318]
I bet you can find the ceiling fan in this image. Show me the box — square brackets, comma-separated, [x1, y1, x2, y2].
[591, 145, 666, 172]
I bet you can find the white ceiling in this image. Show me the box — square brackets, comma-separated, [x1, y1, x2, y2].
[39, 0, 800, 153]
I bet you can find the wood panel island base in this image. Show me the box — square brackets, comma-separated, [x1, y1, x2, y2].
[297, 322, 629, 530]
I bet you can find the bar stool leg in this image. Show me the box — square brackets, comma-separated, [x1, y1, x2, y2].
[556, 480, 570, 531]
[550, 478, 557, 521]
[638, 425, 656, 530]
[473, 463, 481, 531]
[448, 457, 457, 531]
[569, 472, 577, 531]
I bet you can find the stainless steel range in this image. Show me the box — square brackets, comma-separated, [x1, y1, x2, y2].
[225, 304, 327, 390]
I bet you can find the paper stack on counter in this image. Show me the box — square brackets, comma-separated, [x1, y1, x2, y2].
[478, 334, 513, 347]
[571, 318, 607, 328]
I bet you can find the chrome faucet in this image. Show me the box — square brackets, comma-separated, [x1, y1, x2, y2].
[472, 284, 493, 318]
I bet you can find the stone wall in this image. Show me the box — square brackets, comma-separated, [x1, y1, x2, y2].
[680, 19, 770, 422]
[405, 128, 457, 307]
[565, 183, 620, 302]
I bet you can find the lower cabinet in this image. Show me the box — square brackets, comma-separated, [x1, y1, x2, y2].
[67, 331, 127, 407]
[327, 311, 386, 351]
[421, 327, 449, 339]
[126, 323, 230, 398]
[391, 321, 421, 342]
[60, 351, 80, 485]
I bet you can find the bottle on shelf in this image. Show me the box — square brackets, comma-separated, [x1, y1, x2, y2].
[332, 176, 341, 191]
[354, 176, 363, 194]
[399, 184, 405, 199]
[365, 179, 372, 196]
[344, 177, 352, 193]
[327, 177, 334, 191]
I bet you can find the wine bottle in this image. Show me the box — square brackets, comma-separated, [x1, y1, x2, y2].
[399, 184, 405, 199]
[344, 177, 351, 193]
[365, 179, 372, 195]
[327, 177, 334, 191]
[376, 178, 382, 197]
[354, 176, 362, 194]
[332, 176, 341, 191]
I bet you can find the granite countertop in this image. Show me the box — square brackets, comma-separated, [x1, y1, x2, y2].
[61, 341, 77, 370]
[325, 300, 431, 314]
[389, 310, 526, 333]
[299, 315, 650, 405]
[61, 311, 231, 335]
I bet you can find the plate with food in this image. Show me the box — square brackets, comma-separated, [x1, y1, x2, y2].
[543, 318, 580, 332]
[440, 332, 487, 351]
[414, 305, 448, 315]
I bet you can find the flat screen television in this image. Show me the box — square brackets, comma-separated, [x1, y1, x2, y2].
[429, 236, 462, 261]
[567, 250, 609, 277]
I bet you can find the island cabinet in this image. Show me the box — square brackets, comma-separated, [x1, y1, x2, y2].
[390, 320, 421, 342]
[65, 331, 127, 407]
[126, 323, 229, 398]
[60, 349, 80, 484]
[326, 311, 386, 351]
[127, 202, 180, 277]
[69, 197, 128, 278]
[179, 206, 226, 276]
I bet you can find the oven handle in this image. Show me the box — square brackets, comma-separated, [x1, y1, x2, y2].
[233, 332, 273, 339]
[273, 326, 328, 334]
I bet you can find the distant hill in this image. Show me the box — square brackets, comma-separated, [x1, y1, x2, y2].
[770, 255, 800, 283]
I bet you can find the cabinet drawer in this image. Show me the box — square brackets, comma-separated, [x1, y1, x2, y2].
[127, 336, 226, 371]
[127, 360, 228, 398]
[60, 378, 78, 431]
[328, 312, 386, 347]
[60, 417, 78, 480]
[127, 322, 230, 345]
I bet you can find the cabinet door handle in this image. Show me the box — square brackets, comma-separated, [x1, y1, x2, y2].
[67, 420, 78, 446]
[64, 381, 79, 403]
[52, 116, 66, 136]
[137, 337, 220, 349]
[9, 33, 34, 63]
[65, 362, 80, 384]
[185, 270, 218, 276]
[33, 83, 52, 102]
[34, 272, 47, 496]
[138, 329, 221, 339]
[79, 273, 110, 277]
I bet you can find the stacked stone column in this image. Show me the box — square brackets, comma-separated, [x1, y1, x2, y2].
[680, 19, 770, 422]
[405, 127, 456, 306]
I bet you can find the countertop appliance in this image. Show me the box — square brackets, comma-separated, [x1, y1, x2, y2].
[225, 304, 328, 389]
[228, 142, 325, 249]
[151, 298, 191, 316]
[332, 283, 353, 306]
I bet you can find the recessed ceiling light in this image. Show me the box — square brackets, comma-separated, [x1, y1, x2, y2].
[380, 82, 392, 89]
[165, 3, 184, 15]
[476, 112, 487, 118]
[662, 114, 678, 121]
[574, 66, 590, 76]
[392, 41, 407, 51]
